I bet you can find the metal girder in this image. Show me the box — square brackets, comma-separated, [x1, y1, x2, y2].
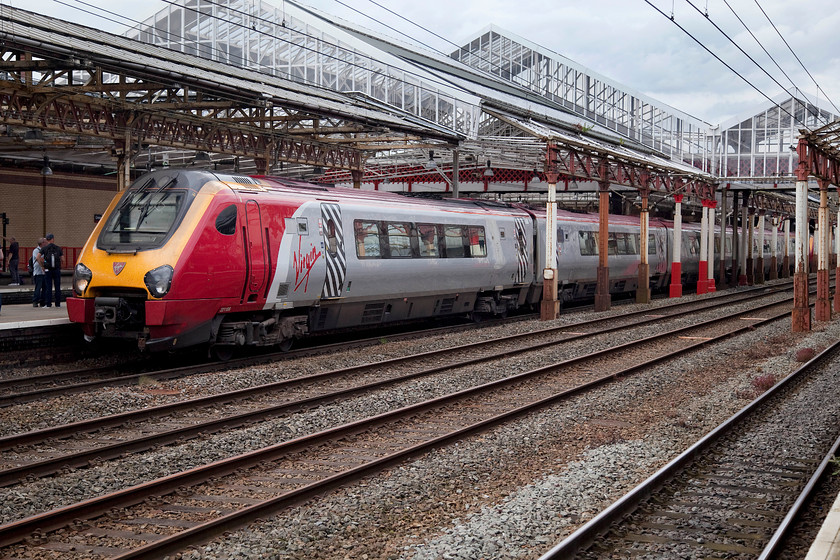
[798, 135, 840, 186]
[549, 145, 717, 199]
[0, 85, 365, 170]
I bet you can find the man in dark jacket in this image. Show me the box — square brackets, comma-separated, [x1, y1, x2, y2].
[7, 237, 20, 285]
[42, 233, 63, 308]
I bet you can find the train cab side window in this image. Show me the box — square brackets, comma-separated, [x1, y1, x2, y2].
[417, 224, 439, 257]
[444, 226, 467, 258]
[468, 227, 487, 258]
[325, 219, 338, 257]
[387, 223, 413, 257]
[354, 221, 381, 258]
[215, 205, 237, 235]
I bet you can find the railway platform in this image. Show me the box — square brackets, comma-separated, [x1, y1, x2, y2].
[806, 492, 840, 560]
[0, 279, 72, 330]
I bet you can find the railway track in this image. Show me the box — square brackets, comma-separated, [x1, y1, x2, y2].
[540, 338, 840, 560]
[0, 313, 536, 407]
[0, 282, 816, 558]
[0, 280, 801, 408]
[0, 281, 808, 486]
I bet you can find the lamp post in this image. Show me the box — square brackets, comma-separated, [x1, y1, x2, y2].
[41, 156, 52, 235]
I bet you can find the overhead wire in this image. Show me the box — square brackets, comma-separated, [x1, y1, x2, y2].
[643, 0, 804, 131]
[684, 0, 827, 127]
[752, 0, 840, 115]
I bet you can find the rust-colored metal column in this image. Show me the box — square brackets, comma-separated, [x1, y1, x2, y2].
[595, 180, 611, 311]
[351, 169, 363, 189]
[835, 207, 840, 313]
[637, 188, 651, 304]
[707, 200, 717, 292]
[669, 194, 683, 298]
[718, 189, 728, 288]
[770, 215, 779, 280]
[756, 209, 766, 284]
[783, 217, 791, 278]
[792, 138, 811, 331]
[746, 205, 755, 285]
[697, 200, 709, 294]
[739, 201, 749, 285]
[731, 192, 740, 287]
[816, 180, 831, 321]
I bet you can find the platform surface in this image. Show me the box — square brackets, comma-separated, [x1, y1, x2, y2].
[0, 280, 72, 330]
[806, 492, 840, 560]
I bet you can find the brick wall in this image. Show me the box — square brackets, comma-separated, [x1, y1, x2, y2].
[0, 169, 118, 268]
[0, 169, 118, 247]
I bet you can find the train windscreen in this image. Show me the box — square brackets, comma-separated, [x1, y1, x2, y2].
[97, 173, 198, 252]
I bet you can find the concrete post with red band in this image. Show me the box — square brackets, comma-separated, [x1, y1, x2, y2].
[706, 199, 717, 292]
[669, 194, 683, 298]
[697, 199, 709, 294]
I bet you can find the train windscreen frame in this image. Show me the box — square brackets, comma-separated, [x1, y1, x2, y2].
[97, 172, 201, 253]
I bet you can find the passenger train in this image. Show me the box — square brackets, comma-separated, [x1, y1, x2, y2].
[66, 169, 790, 356]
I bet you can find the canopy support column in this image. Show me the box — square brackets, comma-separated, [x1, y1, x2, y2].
[816, 180, 831, 321]
[697, 201, 709, 294]
[770, 215, 779, 281]
[835, 207, 840, 313]
[783, 218, 791, 278]
[746, 205, 755, 285]
[669, 194, 683, 298]
[636, 188, 651, 304]
[718, 190, 728, 288]
[756, 209, 766, 284]
[595, 179, 611, 311]
[739, 200, 749, 285]
[707, 200, 717, 292]
[792, 166, 811, 331]
[541, 145, 560, 321]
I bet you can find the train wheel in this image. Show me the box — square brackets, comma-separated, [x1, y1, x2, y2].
[278, 338, 294, 352]
[210, 345, 235, 362]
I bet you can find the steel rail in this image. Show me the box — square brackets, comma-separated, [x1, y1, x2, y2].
[0, 299, 794, 552]
[538, 331, 840, 560]
[0, 313, 533, 407]
[111, 303, 800, 560]
[0, 284, 802, 486]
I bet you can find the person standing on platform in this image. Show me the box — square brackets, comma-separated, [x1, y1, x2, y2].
[31, 237, 46, 307]
[6, 236, 20, 285]
[41, 233, 63, 308]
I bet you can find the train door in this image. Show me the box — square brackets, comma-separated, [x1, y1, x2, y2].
[244, 200, 267, 299]
[320, 202, 346, 298]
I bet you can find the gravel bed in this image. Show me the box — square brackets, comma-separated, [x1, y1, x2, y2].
[2, 281, 834, 560]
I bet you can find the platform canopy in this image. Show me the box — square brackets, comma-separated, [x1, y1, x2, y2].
[0, 0, 716, 197]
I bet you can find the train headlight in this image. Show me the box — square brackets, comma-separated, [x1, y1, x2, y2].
[144, 265, 173, 298]
[73, 263, 93, 297]
[73, 263, 93, 296]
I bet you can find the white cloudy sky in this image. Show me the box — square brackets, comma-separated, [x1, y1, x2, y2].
[6, 0, 840, 126]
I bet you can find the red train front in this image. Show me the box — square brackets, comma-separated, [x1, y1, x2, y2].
[67, 170, 313, 355]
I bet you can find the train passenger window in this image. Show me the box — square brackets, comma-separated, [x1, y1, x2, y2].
[607, 233, 617, 255]
[354, 221, 380, 258]
[614, 233, 635, 255]
[444, 226, 467, 258]
[387, 223, 413, 257]
[648, 234, 657, 255]
[417, 224, 439, 257]
[215, 205, 237, 235]
[579, 231, 597, 256]
[468, 227, 487, 258]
